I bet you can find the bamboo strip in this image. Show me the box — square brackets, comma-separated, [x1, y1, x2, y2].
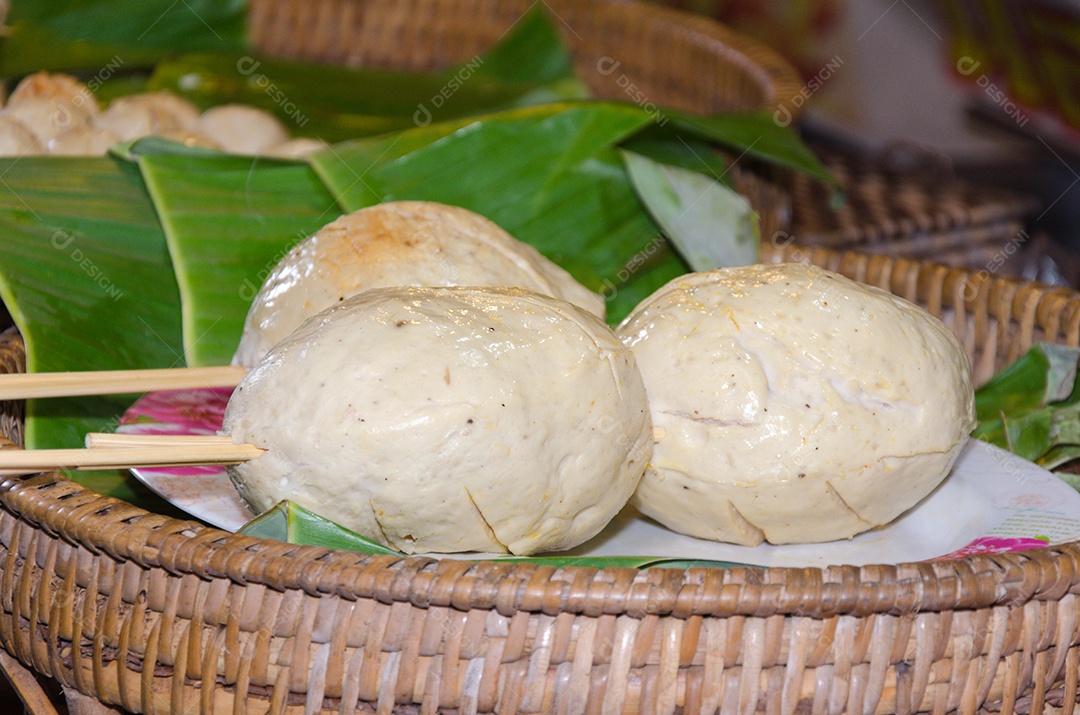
[0, 436, 262, 475]
[85, 433, 232, 449]
[0, 366, 246, 400]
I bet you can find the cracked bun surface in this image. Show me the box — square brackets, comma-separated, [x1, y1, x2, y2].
[617, 263, 975, 546]
[233, 202, 605, 366]
[223, 286, 652, 556]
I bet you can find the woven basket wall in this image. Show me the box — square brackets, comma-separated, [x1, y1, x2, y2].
[787, 150, 1040, 272]
[0, 2, 1076, 714]
[247, 0, 802, 116]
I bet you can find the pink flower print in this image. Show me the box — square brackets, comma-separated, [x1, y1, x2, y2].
[935, 536, 1050, 560]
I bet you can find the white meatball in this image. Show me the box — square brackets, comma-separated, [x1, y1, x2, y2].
[47, 125, 119, 155]
[95, 92, 201, 141]
[0, 116, 43, 155]
[233, 202, 606, 366]
[195, 104, 288, 154]
[618, 263, 975, 546]
[223, 286, 652, 556]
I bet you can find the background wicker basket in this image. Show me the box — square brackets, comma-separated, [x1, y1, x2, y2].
[787, 147, 1040, 271]
[0, 1, 1076, 714]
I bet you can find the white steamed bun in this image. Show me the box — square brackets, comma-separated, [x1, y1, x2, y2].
[195, 104, 288, 154]
[47, 125, 119, 155]
[232, 201, 605, 366]
[223, 286, 652, 556]
[0, 116, 42, 155]
[8, 72, 97, 111]
[94, 91, 201, 141]
[617, 263, 975, 546]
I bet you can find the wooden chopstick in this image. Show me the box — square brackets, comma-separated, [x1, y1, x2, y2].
[0, 366, 247, 400]
[0, 434, 263, 476]
[86, 433, 235, 448]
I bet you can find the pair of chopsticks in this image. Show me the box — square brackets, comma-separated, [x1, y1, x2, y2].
[0, 366, 259, 475]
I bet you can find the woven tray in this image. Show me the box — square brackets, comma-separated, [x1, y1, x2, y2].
[2, 2, 1078, 714]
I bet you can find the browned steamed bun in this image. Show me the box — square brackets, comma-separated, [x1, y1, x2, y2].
[232, 201, 605, 366]
[223, 286, 651, 556]
[4, 72, 98, 142]
[617, 263, 976, 546]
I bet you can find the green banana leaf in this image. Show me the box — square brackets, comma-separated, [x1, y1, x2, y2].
[239, 500, 402, 555]
[974, 343, 1080, 477]
[664, 110, 835, 183]
[0, 156, 184, 507]
[975, 343, 1079, 427]
[145, 5, 588, 143]
[1056, 463, 1080, 490]
[309, 102, 692, 322]
[136, 146, 341, 366]
[1, 0, 247, 77]
[621, 149, 760, 271]
[239, 500, 747, 569]
[619, 132, 734, 188]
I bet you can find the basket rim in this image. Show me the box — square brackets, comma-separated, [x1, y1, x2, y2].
[246, 0, 808, 121]
[4, 247, 1080, 623]
[574, 0, 808, 119]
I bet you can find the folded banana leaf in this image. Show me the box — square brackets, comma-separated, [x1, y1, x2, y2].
[309, 102, 690, 322]
[136, 146, 340, 366]
[664, 110, 834, 183]
[1, 0, 247, 77]
[0, 156, 184, 506]
[145, 100, 802, 363]
[309, 101, 828, 322]
[145, 5, 588, 143]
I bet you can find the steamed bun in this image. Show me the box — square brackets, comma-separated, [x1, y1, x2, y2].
[0, 116, 42, 155]
[223, 286, 651, 555]
[94, 91, 200, 141]
[263, 137, 327, 158]
[5, 72, 98, 142]
[232, 202, 605, 366]
[195, 104, 288, 154]
[8, 72, 97, 111]
[618, 263, 975, 546]
[3, 95, 93, 142]
[47, 125, 119, 155]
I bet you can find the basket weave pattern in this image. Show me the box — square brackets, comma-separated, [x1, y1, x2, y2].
[1, 247, 1080, 713]
[788, 153, 1039, 272]
[247, 0, 804, 118]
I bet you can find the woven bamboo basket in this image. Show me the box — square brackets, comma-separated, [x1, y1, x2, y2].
[787, 149, 1039, 271]
[2, 1, 1078, 714]
[4, 247, 1080, 715]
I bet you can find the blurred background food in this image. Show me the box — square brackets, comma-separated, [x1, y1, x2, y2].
[651, 0, 1080, 287]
